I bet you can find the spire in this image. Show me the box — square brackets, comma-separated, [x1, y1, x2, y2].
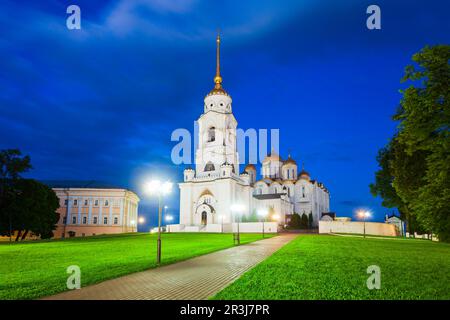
[214, 32, 222, 89]
[208, 32, 228, 96]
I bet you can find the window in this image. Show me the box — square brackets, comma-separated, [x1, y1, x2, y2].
[73, 199, 78, 206]
[207, 127, 215, 142]
[63, 217, 67, 224]
[82, 216, 87, 224]
[84, 199, 88, 206]
[104, 199, 109, 206]
[302, 186, 306, 198]
[72, 216, 77, 224]
[103, 217, 108, 225]
[204, 162, 215, 172]
[64, 199, 68, 206]
[93, 216, 98, 224]
[114, 217, 118, 225]
[94, 199, 98, 206]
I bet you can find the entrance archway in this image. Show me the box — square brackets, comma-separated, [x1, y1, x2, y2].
[201, 211, 207, 225]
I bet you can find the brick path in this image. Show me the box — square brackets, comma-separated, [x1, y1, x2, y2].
[43, 233, 297, 300]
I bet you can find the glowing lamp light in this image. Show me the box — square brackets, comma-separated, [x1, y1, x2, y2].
[272, 214, 280, 221]
[257, 209, 268, 217]
[166, 215, 173, 222]
[130, 220, 136, 226]
[138, 217, 145, 224]
[357, 209, 371, 219]
[144, 180, 173, 196]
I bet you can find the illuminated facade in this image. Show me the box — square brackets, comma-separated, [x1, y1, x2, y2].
[173, 35, 330, 232]
[51, 184, 140, 238]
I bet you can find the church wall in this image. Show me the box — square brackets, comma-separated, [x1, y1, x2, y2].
[319, 221, 398, 237]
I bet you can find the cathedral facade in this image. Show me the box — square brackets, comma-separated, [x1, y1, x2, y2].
[175, 35, 330, 232]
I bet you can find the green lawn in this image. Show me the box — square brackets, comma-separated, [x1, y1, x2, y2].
[213, 234, 450, 300]
[0, 232, 271, 300]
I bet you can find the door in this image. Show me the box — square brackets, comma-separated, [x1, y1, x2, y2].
[201, 211, 207, 225]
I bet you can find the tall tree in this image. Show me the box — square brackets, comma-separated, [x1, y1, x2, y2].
[372, 45, 450, 241]
[394, 45, 450, 241]
[289, 213, 301, 229]
[300, 213, 308, 229]
[0, 149, 32, 238]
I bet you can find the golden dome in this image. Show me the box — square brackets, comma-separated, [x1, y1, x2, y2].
[283, 154, 297, 166]
[245, 164, 256, 171]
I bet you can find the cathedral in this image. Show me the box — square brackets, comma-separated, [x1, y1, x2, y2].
[173, 35, 330, 232]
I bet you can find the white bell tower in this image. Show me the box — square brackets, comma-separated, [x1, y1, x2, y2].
[195, 34, 239, 176]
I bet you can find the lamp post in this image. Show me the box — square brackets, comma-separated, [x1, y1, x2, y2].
[258, 209, 268, 238]
[231, 204, 244, 245]
[358, 210, 371, 238]
[144, 180, 173, 265]
[219, 215, 224, 233]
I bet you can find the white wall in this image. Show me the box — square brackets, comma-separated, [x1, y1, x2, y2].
[319, 221, 398, 237]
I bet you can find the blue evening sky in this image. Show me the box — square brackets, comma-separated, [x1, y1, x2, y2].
[0, 1, 449, 230]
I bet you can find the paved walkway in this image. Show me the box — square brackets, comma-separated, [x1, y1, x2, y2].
[43, 233, 297, 300]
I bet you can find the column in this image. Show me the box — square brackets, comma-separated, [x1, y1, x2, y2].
[88, 197, 92, 224]
[109, 198, 113, 226]
[77, 197, 82, 225]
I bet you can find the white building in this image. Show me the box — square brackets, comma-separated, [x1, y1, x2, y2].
[172, 35, 330, 232]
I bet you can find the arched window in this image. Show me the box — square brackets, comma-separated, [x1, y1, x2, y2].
[204, 162, 215, 172]
[207, 127, 215, 142]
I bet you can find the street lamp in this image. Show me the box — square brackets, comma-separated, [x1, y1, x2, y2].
[258, 209, 268, 238]
[357, 210, 371, 238]
[231, 204, 245, 245]
[144, 179, 173, 265]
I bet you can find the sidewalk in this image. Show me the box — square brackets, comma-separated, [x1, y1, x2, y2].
[43, 233, 297, 300]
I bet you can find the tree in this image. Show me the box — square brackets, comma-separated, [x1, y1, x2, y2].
[0, 149, 32, 238]
[371, 45, 450, 241]
[11, 179, 60, 240]
[0, 149, 59, 240]
[308, 212, 313, 229]
[289, 213, 301, 229]
[394, 45, 450, 241]
[369, 140, 427, 234]
[300, 213, 308, 229]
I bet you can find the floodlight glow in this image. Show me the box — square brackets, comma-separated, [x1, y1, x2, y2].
[138, 217, 145, 224]
[161, 181, 173, 195]
[357, 209, 371, 218]
[130, 220, 136, 226]
[144, 180, 173, 196]
[165, 215, 173, 222]
[257, 209, 268, 217]
[272, 214, 280, 221]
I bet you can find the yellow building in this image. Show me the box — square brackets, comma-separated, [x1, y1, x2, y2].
[49, 182, 140, 238]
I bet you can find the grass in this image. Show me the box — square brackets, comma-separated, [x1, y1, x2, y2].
[213, 234, 450, 300]
[0, 232, 272, 300]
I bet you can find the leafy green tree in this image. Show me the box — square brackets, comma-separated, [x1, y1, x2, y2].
[370, 140, 426, 234]
[300, 213, 308, 229]
[372, 45, 450, 241]
[289, 213, 301, 229]
[394, 45, 450, 241]
[11, 179, 60, 240]
[308, 212, 313, 229]
[0, 149, 59, 240]
[0, 149, 32, 237]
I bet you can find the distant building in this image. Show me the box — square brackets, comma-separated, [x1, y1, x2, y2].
[45, 181, 140, 238]
[385, 213, 405, 236]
